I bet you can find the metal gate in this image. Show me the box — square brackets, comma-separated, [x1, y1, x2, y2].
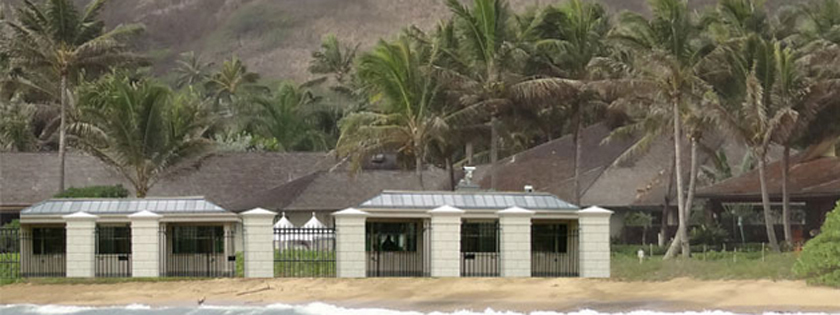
[531, 224, 579, 277]
[21, 227, 66, 277]
[366, 221, 426, 277]
[0, 227, 20, 279]
[95, 226, 132, 277]
[461, 221, 499, 277]
[274, 227, 336, 277]
[160, 225, 235, 277]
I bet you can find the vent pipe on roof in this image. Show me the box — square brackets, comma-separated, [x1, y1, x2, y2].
[524, 185, 534, 193]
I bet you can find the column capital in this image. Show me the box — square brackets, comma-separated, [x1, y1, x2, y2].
[577, 206, 614, 217]
[241, 207, 278, 218]
[128, 210, 162, 220]
[62, 211, 99, 221]
[428, 205, 464, 216]
[497, 206, 535, 217]
[333, 208, 370, 218]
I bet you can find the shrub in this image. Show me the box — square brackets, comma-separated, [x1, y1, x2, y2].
[793, 201, 840, 287]
[54, 185, 130, 198]
[690, 223, 730, 245]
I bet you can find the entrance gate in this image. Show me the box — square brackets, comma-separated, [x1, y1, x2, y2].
[0, 227, 20, 279]
[531, 223, 579, 277]
[160, 225, 235, 277]
[366, 221, 427, 277]
[460, 221, 500, 277]
[274, 227, 336, 277]
[95, 226, 132, 277]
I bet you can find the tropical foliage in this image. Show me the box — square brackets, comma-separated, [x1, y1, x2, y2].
[793, 201, 840, 287]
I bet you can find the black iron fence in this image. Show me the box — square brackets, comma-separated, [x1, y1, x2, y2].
[160, 225, 235, 277]
[532, 224, 579, 277]
[0, 227, 20, 279]
[21, 227, 66, 277]
[366, 221, 426, 277]
[274, 227, 336, 277]
[95, 226, 132, 277]
[461, 222, 500, 277]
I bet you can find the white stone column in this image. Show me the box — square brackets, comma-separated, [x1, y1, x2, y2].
[498, 207, 534, 277]
[241, 208, 277, 278]
[63, 212, 98, 278]
[128, 210, 162, 277]
[428, 205, 464, 278]
[578, 206, 613, 278]
[333, 208, 369, 278]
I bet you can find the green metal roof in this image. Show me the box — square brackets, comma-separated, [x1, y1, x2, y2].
[358, 190, 579, 211]
[21, 197, 227, 215]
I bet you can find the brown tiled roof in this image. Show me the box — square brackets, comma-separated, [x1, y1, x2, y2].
[697, 155, 840, 200]
[475, 123, 760, 208]
[0, 151, 334, 208]
[227, 168, 450, 212]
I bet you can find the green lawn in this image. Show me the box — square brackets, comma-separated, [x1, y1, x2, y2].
[611, 249, 799, 281]
[273, 249, 335, 277]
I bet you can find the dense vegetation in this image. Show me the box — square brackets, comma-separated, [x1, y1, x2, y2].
[794, 202, 840, 287]
[2, 0, 839, 259]
[53, 185, 129, 198]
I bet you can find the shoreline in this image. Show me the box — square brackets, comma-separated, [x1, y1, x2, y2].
[1, 278, 839, 313]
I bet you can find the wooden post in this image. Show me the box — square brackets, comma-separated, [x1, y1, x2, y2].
[762, 243, 766, 262]
[703, 244, 707, 261]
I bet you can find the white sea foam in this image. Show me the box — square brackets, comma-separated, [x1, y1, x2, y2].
[1, 303, 837, 315]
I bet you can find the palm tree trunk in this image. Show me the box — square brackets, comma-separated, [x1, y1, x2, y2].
[416, 152, 425, 189]
[758, 156, 781, 252]
[661, 156, 676, 246]
[681, 137, 699, 258]
[58, 74, 67, 193]
[446, 156, 456, 191]
[490, 117, 498, 190]
[466, 142, 474, 165]
[664, 100, 686, 260]
[781, 144, 792, 247]
[572, 111, 582, 205]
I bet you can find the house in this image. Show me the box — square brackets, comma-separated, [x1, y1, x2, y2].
[697, 139, 840, 242]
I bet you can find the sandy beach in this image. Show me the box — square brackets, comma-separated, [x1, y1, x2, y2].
[1, 278, 838, 313]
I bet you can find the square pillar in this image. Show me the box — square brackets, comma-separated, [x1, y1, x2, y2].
[578, 206, 614, 278]
[428, 205, 464, 278]
[333, 208, 369, 278]
[128, 210, 162, 277]
[498, 207, 535, 277]
[241, 208, 277, 278]
[63, 212, 98, 278]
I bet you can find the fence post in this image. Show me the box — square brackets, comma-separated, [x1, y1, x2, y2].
[497, 207, 534, 277]
[63, 211, 98, 278]
[578, 206, 613, 278]
[128, 210, 162, 277]
[241, 208, 277, 278]
[333, 208, 369, 278]
[428, 205, 465, 278]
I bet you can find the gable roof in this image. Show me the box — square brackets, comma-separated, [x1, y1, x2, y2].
[697, 155, 840, 200]
[358, 190, 579, 211]
[21, 197, 227, 215]
[474, 123, 762, 208]
[0, 151, 334, 208]
[228, 168, 450, 212]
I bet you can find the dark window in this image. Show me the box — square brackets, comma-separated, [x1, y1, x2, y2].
[172, 226, 224, 254]
[532, 224, 568, 253]
[461, 222, 498, 253]
[366, 222, 418, 252]
[96, 226, 131, 254]
[32, 227, 65, 255]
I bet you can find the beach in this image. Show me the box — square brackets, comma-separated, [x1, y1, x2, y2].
[1, 278, 838, 313]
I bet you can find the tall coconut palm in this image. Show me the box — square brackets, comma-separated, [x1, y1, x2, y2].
[72, 73, 213, 197]
[309, 34, 359, 86]
[174, 51, 213, 88]
[532, 0, 611, 205]
[205, 56, 265, 114]
[442, 0, 582, 189]
[337, 36, 449, 186]
[609, 0, 715, 258]
[3, 0, 144, 193]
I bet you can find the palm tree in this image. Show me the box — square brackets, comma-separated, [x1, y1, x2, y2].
[0, 95, 37, 151]
[205, 56, 265, 114]
[337, 36, 449, 186]
[309, 34, 359, 86]
[532, 0, 611, 205]
[247, 82, 332, 151]
[609, 0, 715, 258]
[72, 73, 213, 197]
[3, 0, 144, 193]
[174, 51, 213, 88]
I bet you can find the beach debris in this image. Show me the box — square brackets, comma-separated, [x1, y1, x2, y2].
[236, 284, 272, 296]
[198, 296, 206, 306]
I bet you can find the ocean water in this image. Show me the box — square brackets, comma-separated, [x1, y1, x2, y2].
[0, 304, 837, 315]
